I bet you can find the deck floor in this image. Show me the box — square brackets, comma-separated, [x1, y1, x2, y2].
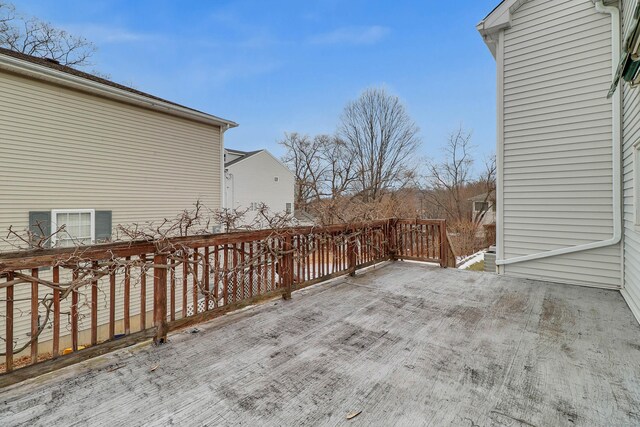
[2, 262, 640, 426]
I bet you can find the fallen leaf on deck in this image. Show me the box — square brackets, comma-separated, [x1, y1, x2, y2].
[149, 364, 159, 372]
[346, 411, 362, 420]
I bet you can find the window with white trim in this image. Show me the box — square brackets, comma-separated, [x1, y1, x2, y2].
[51, 209, 95, 247]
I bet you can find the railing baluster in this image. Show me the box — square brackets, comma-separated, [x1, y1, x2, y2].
[312, 235, 316, 279]
[170, 255, 176, 321]
[223, 244, 229, 306]
[270, 240, 275, 292]
[52, 266, 60, 359]
[193, 249, 199, 315]
[204, 247, 210, 312]
[249, 243, 254, 298]
[5, 272, 14, 372]
[91, 261, 98, 346]
[71, 268, 78, 352]
[256, 242, 263, 295]
[214, 245, 220, 307]
[140, 254, 147, 330]
[31, 268, 38, 364]
[232, 244, 238, 303]
[124, 257, 131, 335]
[240, 242, 245, 300]
[109, 266, 116, 340]
[182, 252, 188, 317]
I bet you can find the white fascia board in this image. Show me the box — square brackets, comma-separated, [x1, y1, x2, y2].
[478, 0, 528, 58]
[0, 53, 238, 129]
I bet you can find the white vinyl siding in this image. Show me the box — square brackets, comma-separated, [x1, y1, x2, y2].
[622, 0, 640, 322]
[500, 0, 621, 288]
[0, 68, 224, 354]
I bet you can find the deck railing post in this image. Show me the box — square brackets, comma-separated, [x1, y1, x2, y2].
[282, 233, 293, 300]
[388, 218, 398, 261]
[153, 253, 168, 344]
[439, 220, 447, 268]
[348, 228, 357, 276]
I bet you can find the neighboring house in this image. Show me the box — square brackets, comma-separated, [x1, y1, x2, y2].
[469, 192, 496, 226]
[0, 47, 237, 247]
[478, 0, 640, 323]
[0, 47, 236, 354]
[224, 148, 295, 226]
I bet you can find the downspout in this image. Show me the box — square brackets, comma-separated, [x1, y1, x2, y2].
[497, 1, 622, 266]
[220, 123, 231, 232]
[221, 123, 230, 211]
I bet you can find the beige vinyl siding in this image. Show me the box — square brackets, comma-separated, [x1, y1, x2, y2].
[0, 69, 223, 354]
[501, 0, 621, 288]
[622, 0, 640, 321]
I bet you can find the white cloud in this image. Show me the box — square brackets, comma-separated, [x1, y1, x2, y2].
[309, 25, 390, 46]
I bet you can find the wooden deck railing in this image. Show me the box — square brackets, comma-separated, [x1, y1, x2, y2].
[0, 218, 454, 385]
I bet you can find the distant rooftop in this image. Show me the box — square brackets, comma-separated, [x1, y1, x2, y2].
[224, 148, 262, 167]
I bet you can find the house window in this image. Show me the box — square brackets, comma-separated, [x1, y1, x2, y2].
[286, 203, 292, 214]
[474, 202, 489, 213]
[51, 209, 95, 247]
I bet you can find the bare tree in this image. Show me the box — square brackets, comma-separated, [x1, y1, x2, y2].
[280, 132, 358, 211]
[472, 154, 496, 225]
[280, 132, 325, 210]
[425, 126, 475, 223]
[0, 1, 96, 67]
[339, 87, 421, 202]
[316, 134, 357, 199]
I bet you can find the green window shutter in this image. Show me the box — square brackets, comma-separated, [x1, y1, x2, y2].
[29, 211, 52, 248]
[95, 211, 112, 243]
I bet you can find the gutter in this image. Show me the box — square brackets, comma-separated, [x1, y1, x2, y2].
[497, 1, 622, 266]
[0, 54, 238, 129]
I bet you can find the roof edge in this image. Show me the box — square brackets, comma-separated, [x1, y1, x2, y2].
[0, 52, 238, 129]
[477, 0, 529, 57]
[225, 149, 295, 177]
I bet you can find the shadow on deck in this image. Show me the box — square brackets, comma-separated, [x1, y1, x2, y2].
[2, 262, 639, 426]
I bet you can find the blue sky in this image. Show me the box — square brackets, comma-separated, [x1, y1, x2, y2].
[15, 0, 498, 166]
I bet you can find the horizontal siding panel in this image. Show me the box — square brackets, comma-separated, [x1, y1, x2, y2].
[505, 21, 610, 59]
[505, 211, 615, 221]
[504, 37, 611, 71]
[507, 2, 604, 42]
[504, 176, 612, 188]
[505, 113, 611, 135]
[504, 232, 614, 245]
[504, 101, 610, 124]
